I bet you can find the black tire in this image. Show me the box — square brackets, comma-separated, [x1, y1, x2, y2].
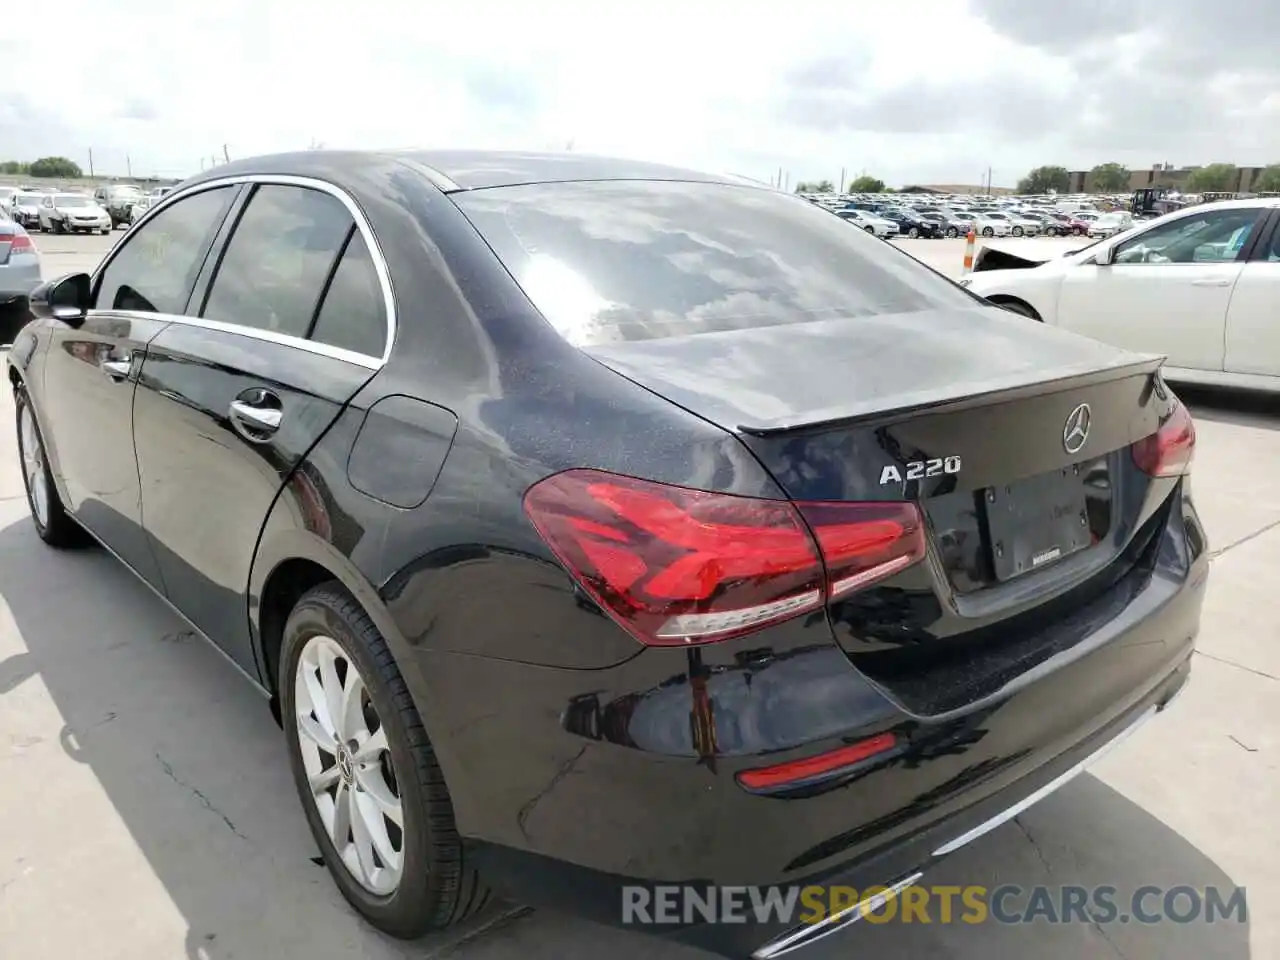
[54, 218, 66, 235]
[863, 225, 875, 234]
[1073, 226, 1085, 236]
[946, 227, 958, 238]
[907, 227, 919, 238]
[280, 583, 490, 938]
[14, 385, 82, 547]
[982, 227, 994, 237]
[1012, 226, 1024, 237]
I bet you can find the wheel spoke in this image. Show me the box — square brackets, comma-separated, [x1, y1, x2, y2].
[350, 792, 379, 881]
[297, 714, 335, 750]
[330, 781, 351, 847]
[355, 765, 403, 828]
[309, 764, 341, 795]
[355, 788, 402, 869]
[351, 726, 387, 764]
[317, 646, 346, 740]
[300, 662, 336, 740]
[339, 669, 367, 744]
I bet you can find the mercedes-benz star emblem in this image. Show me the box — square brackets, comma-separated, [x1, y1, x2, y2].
[337, 745, 355, 785]
[1063, 403, 1092, 455]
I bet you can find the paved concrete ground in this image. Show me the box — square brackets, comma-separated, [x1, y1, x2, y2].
[1, 232, 1276, 959]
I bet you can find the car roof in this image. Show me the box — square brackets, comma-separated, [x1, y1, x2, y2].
[399, 150, 755, 190]
[180, 148, 769, 195]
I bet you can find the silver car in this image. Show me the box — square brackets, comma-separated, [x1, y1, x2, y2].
[37, 193, 112, 235]
[10, 192, 43, 230]
[1, 220, 41, 345]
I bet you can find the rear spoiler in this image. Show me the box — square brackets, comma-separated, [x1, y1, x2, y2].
[738, 355, 1166, 436]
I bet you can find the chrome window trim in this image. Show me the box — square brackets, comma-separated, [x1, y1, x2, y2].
[94, 173, 397, 368]
[98, 309, 381, 370]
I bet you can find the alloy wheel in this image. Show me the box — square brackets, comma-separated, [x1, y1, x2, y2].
[19, 403, 49, 528]
[294, 634, 404, 896]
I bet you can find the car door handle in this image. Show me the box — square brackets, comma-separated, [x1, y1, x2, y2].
[102, 357, 132, 380]
[229, 399, 283, 435]
[1190, 279, 1231, 287]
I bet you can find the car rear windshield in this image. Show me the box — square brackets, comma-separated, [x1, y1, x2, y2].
[452, 179, 977, 345]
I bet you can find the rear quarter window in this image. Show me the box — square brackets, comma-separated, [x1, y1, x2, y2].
[452, 180, 975, 346]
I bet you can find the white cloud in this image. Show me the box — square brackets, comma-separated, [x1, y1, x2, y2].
[3, 0, 1278, 186]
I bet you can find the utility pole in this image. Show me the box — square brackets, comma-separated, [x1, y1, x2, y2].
[88, 148, 95, 178]
[839, 167, 846, 193]
[199, 157, 206, 171]
[223, 144, 230, 163]
[126, 155, 132, 178]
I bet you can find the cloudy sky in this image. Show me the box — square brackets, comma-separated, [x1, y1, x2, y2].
[3, 0, 1278, 187]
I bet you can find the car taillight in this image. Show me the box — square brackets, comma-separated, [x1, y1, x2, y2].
[796, 501, 927, 599]
[523, 469, 927, 647]
[7, 233, 34, 253]
[1132, 402, 1195, 478]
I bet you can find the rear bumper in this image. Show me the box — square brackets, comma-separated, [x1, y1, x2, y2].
[408, 492, 1207, 956]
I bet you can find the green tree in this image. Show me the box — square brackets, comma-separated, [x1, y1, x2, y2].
[1089, 162, 1130, 193]
[1185, 163, 1237, 193]
[795, 179, 835, 193]
[1015, 165, 1071, 194]
[28, 156, 84, 178]
[848, 175, 885, 193]
[1252, 164, 1280, 192]
[0, 160, 30, 175]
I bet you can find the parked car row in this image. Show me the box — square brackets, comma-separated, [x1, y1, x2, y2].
[2, 181, 181, 231]
[805, 187, 1124, 240]
[816, 196, 1111, 240]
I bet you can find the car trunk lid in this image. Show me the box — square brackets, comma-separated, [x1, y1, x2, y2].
[586, 307, 1176, 710]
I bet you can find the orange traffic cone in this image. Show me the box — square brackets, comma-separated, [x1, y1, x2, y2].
[963, 229, 976, 274]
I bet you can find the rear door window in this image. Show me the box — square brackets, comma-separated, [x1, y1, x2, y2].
[308, 231, 387, 358]
[94, 186, 236, 314]
[453, 180, 975, 346]
[202, 184, 352, 338]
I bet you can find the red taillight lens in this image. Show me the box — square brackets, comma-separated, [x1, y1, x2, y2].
[1132, 403, 1195, 478]
[7, 233, 34, 253]
[523, 469, 927, 646]
[736, 732, 899, 791]
[797, 501, 927, 599]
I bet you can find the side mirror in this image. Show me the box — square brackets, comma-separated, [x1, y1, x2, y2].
[29, 273, 92, 326]
[1095, 244, 1115, 266]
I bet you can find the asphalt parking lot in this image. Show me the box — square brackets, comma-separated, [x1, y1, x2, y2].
[1, 231, 1277, 959]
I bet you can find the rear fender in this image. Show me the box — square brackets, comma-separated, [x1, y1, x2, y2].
[247, 502, 469, 791]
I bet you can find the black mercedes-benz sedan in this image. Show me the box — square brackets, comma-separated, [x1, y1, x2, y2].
[7, 150, 1206, 958]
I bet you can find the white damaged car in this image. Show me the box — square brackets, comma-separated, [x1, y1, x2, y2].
[960, 198, 1280, 393]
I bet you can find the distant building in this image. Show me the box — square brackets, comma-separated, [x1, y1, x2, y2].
[1068, 165, 1272, 194]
